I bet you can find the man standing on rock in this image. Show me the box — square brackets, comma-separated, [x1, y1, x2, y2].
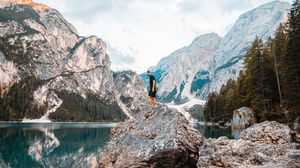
[147, 71, 157, 107]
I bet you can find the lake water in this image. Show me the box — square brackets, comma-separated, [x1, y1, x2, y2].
[0, 122, 241, 168]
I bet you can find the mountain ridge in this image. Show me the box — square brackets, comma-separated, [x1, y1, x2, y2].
[141, 32, 221, 104]
[142, 1, 291, 103]
[0, 0, 146, 121]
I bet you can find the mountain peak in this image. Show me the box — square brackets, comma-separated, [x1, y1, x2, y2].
[240, 0, 291, 18]
[259, 0, 291, 7]
[191, 32, 221, 46]
[0, 0, 49, 11]
[144, 0, 292, 102]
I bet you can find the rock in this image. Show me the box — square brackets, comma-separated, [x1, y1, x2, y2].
[197, 121, 300, 168]
[240, 121, 291, 144]
[232, 107, 256, 128]
[293, 117, 300, 132]
[99, 105, 203, 168]
[113, 70, 148, 117]
[231, 128, 242, 139]
[291, 117, 300, 142]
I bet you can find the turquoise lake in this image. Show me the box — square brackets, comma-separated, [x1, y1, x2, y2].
[0, 122, 241, 168]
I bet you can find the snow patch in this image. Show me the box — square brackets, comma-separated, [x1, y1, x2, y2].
[166, 95, 206, 125]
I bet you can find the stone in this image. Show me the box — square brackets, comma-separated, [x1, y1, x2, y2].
[232, 107, 256, 128]
[240, 121, 291, 144]
[99, 105, 203, 168]
[197, 121, 300, 168]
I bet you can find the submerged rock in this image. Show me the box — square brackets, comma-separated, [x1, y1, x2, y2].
[197, 121, 300, 168]
[99, 105, 203, 168]
[232, 107, 256, 128]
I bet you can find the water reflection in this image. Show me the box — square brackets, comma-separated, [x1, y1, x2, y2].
[28, 128, 60, 163]
[0, 123, 114, 168]
[0, 122, 243, 167]
[195, 124, 242, 139]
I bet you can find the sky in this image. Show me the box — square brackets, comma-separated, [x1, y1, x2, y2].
[35, 0, 293, 73]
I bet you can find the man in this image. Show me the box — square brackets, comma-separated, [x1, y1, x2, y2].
[147, 71, 156, 107]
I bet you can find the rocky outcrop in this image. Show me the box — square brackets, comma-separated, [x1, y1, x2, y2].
[232, 107, 256, 128]
[99, 105, 203, 168]
[0, 0, 127, 121]
[197, 121, 300, 168]
[113, 70, 148, 117]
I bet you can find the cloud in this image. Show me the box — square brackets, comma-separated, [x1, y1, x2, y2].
[35, 0, 293, 73]
[62, 0, 135, 22]
[106, 42, 136, 71]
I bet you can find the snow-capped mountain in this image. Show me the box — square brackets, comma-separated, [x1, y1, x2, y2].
[0, 0, 146, 121]
[141, 33, 221, 104]
[143, 1, 291, 102]
[199, 1, 291, 99]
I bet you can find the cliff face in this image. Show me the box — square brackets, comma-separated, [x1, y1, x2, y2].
[113, 70, 148, 118]
[0, 0, 130, 121]
[141, 33, 221, 104]
[201, 1, 291, 99]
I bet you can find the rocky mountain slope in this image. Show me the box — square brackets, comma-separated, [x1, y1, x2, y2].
[0, 0, 145, 121]
[141, 33, 221, 104]
[200, 1, 291, 99]
[113, 70, 148, 118]
[143, 1, 291, 102]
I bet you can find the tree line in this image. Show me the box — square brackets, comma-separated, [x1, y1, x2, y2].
[0, 76, 127, 121]
[204, 0, 300, 123]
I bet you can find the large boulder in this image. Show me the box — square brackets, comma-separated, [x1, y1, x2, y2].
[99, 105, 203, 168]
[232, 107, 256, 128]
[240, 121, 290, 144]
[197, 121, 300, 168]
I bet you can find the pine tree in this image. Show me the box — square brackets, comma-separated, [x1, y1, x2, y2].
[236, 71, 249, 107]
[215, 94, 225, 120]
[202, 1, 300, 123]
[261, 44, 281, 120]
[244, 38, 265, 115]
[281, 0, 300, 119]
[272, 23, 288, 104]
[204, 92, 218, 121]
